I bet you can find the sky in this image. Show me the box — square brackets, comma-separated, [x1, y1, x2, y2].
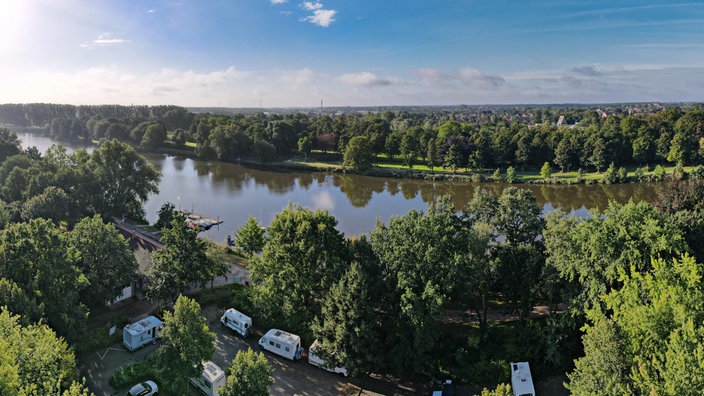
[1, 0, 704, 107]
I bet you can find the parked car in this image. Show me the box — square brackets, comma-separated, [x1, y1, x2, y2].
[127, 380, 158, 396]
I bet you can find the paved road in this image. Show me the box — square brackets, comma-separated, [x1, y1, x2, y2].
[79, 304, 420, 396]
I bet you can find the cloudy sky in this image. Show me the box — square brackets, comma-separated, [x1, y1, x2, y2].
[1, 0, 703, 107]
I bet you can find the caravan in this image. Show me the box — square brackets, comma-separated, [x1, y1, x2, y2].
[510, 361, 535, 396]
[258, 328, 304, 361]
[189, 360, 226, 396]
[123, 316, 163, 352]
[308, 339, 349, 376]
[220, 308, 252, 337]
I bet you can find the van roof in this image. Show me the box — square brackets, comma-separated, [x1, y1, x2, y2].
[224, 308, 251, 322]
[124, 316, 162, 336]
[264, 328, 300, 345]
[510, 361, 535, 395]
[202, 361, 225, 382]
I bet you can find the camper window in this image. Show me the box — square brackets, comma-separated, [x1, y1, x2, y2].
[269, 341, 274, 346]
[285, 346, 290, 352]
[276, 343, 281, 348]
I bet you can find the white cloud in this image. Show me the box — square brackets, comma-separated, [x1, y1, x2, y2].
[271, 0, 287, 4]
[80, 34, 131, 49]
[301, 9, 336, 27]
[280, 67, 315, 87]
[338, 71, 403, 87]
[147, 9, 155, 13]
[414, 68, 452, 84]
[311, 191, 335, 211]
[301, 1, 323, 11]
[459, 67, 505, 88]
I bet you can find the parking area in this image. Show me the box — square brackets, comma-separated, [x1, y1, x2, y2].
[79, 304, 419, 396]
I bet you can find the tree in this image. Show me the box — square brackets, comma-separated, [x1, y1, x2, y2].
[0, 308, 92, 396]
[147, 213, 218, 303]
[312, 262, 381, 376]
[540, 161, 552, 180]
[342, 136, 374, 172]
[506, 166, 517, 183]
[369, 196, 468, 373]
[0, 219, 88, 342]
[20, 186, 75, 225]
[568, 256, 704, 394]
[70, 215, 137, 306]
[544, 201, 689, 316]
[443, 144, 462, 173]
[154, 202, 177, 229]
[400, 133, 419, 169]
[0, 127, 21, 163]
[250, 204, 346, 335]
[158, 295, 215, 390]
[219, 349, 273, 396]
[298, 136, 313, 159]
[667, 132, 695, 165]
[89, 139, 161, 219]
[140, 123, 167, 150]
[234, 216, 265, 257]
[426, 139, 438, 171]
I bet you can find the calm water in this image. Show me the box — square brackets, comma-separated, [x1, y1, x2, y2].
[18, 133, 666, 243]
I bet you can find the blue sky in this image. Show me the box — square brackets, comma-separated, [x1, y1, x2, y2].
[1, 0, 703, 107]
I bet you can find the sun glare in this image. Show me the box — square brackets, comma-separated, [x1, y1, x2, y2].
[0, 1, 27, 46]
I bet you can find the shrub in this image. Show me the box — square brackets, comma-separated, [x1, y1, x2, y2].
[602, 162, 618, 184]
[653, 164, 666, 181]
[506, 166, 517, 184]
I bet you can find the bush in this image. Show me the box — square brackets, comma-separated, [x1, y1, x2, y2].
[75, 323, 125, 354]
[672, 162, 687, 180]
[602, 162, 618, 184]
[653, 164, 666, 181]
[506, 167, 517, 183]
[110, 355, 159, 389]
[576, 168, 584, 183]
[617, 167, 628, 183]
[634, 166, 647, 182]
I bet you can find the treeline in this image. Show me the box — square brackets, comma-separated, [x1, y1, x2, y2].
[0, 130, 162, 395]
[230, 175, 704, 391]
[2, 103, 704, 174]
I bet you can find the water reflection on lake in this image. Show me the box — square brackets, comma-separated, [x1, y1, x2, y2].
[18, 133, 665, 243]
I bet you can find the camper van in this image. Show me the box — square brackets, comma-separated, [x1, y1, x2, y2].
[308, 339, 349, 376]
[220, 308, 252, 337]
[258, 328, 304, 361]
[189, 360, 226, 396]
[123, 316, 163, 352]
[510, 361, 535, 396]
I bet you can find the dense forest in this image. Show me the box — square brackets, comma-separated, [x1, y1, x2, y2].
[2, 101, 704, 394]
[1, 102, 704, 176]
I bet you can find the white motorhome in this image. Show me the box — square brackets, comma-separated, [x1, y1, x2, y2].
[123, 316, 163, 352]
[220, 308, 252, 337]
[308, 339, 349, 376]
[189, 360, 226, 396]
[258, 328, 304, 361]
[510, 361, 535, 396]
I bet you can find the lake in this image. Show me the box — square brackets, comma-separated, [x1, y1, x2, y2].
[18, 133, 665, 243]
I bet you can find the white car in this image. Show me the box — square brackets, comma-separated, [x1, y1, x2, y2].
[127, 380, 158, 396]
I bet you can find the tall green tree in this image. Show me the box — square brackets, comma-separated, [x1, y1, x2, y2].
[342, 136, 374, 172]
[250, 204, 346, 336]
[147, 213, 219, 303]
[70, 215, 137, 306]
[0, 127, 21, 163]
[369, 196, 467, 373]
[568, 255, 704, 395]
[158, 295, 215, 391]
[0, 219, 88, 342]
[544, 201, 689, 316]
[89, 139, 160, 219]
[219, 349, 273, 396]
[0, 308, 93, 396]
[233, 216, 265, 257]
[312, 261, 381, 376]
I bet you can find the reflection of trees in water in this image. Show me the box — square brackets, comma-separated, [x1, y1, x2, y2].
[529, 183, 663, 212]
[298, 173, 314, 190]
[386, 181, 400, 196]
[334, 174, 386, 208]
[172, 157, 186, 172]
[399, 180, 421, 200]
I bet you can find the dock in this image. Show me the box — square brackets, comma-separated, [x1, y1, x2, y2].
[181, 210, 223, 230]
